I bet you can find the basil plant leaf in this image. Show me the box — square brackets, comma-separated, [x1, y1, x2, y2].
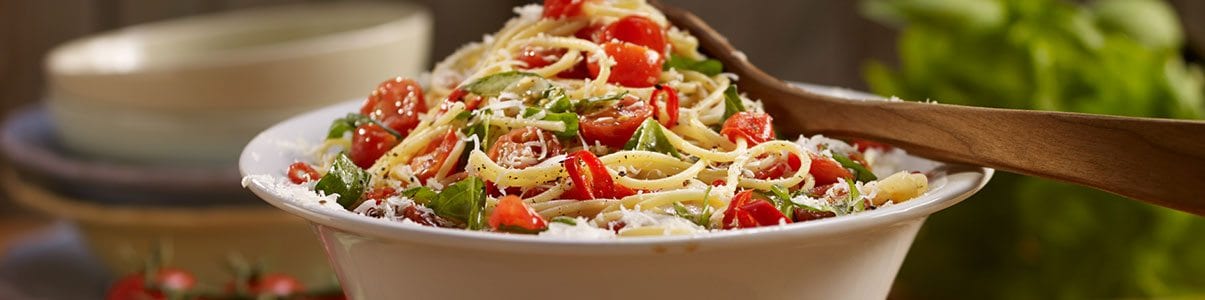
[429, 177, 488, 230]
[623, 118, 680, 158]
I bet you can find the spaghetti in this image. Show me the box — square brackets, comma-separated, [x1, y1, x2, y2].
[284, 0, 929, 238]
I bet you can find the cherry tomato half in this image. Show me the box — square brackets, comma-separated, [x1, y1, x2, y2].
[721, 190, 791, 229]
[600, 15, 666, 53]
[649, 84, 680, 128]
[808, 154, 852, 186]
[349, 123, 399, 169]
[409, 128, 461, 185]
[720, 111, 774, 145]
[489, 195, 548, 233]
[361, 78, 427, 135]
[489, 127, 564, 169]
[444, 88, 483, 111]
[287, 162, 320, 184]
[543, 0, 592, 19]
[588, 41, 663, 88]
[579, 95, 653, 148]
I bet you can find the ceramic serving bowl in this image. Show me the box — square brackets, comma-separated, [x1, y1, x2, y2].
[45, 1, 432, 164]
[240, 84, 992, 300]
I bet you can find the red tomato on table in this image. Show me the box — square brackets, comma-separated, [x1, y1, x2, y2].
[106, 268, 196, 300]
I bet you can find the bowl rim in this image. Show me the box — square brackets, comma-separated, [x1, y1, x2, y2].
[239, 83, 993, 255]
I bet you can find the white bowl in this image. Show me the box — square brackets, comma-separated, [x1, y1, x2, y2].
[45, 1, 432, 164]
[239, 85, 992, 300]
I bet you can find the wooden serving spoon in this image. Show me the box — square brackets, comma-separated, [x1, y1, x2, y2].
[653, 2, 1205, 216]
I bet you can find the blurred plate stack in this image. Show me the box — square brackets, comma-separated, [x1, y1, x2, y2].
[1, 1, 432, 290]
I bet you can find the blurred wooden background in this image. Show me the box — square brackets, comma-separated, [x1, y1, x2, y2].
[0, 0, 1201, 196]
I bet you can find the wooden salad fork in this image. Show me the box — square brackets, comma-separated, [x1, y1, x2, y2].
[653, 2, 1205, 216]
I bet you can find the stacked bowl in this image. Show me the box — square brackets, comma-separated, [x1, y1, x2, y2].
[2, 1, 432, 288]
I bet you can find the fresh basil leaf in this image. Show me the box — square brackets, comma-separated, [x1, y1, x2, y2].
[832, 152, 878, 182]
[550, 216, 578, 226]
[521, 108, 580, 139]
[327, 113, 401, 139]
[463, 71, 539, 97]
[462, 111, 494, 151]
[663, 55, 724, 76]
[315, 153, 371, 209]
[623, 118, 680, 158]
[429, 177, 487, 230]
[768, 185, 795, 216]
[576, 91, 629, 112]
[401, 187, 437, 205]
[543, 94, 575, 113]
[721, 85, 746, 121]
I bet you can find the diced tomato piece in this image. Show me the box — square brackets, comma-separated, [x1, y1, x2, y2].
[361, 187, 397, 205]
[852, 139, 892, 152]
[808, 154, 852, 186]
[720, 111, 774, 145]
[489, 195, 548, 233]
[721, 190, 791, 229]
[754, 153, 802, 179]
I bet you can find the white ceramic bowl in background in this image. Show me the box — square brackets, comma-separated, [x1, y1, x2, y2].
[240, 85, 992, 300]
[45, 1, 432, 164]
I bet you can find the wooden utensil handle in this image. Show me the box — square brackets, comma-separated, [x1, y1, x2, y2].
[777, 86, 1205, 216]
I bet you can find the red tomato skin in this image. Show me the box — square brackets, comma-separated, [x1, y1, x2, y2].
[808, 154, 853, 186]
[488, 127, 564, 170]
[720, 112, 775, 145]
[360, 78, 426, 135]
[349, 123, 399, 169]
[587, 42, 663, 88]
[408, 129, 461, 184]
[287, 162, 320, 184]
[600, 15, 667, 53]
[852, 139, 892, 152]
[754, 153, 802, 179]
[443, 88, 483, 111]
[562, 150, 633, 200]
[543, 0, 591, 19]
[489, 195, 549, 232]
[578, 95, 653, 148]
[722, 190, 790, 229]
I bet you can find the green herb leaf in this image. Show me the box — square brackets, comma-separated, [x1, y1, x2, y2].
[326, 113, 401, 139]
[576, 91, 629, 112]
[721, 85, 746, 122]
[623, 118, 680, 158]
[832, 153, 878, 182]
[315, 153, 371, 209]
[848, 180, 865, 213]
[541, 87, 575, 113]
[663, 55, 724, 76]
[462, 111, 494, 151]
[463, 71, 539, 97]
[523, 108, 580, 139]
[550, 216, 578, 226]
[429, 177, 487, 230]
[768, 185, 795, 216]
[401, 187, 437, 205]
